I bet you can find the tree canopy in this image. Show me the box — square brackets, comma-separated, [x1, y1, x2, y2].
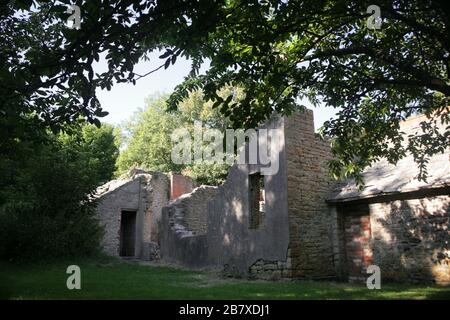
[1, 0, 449, 184]
[0, 122, 120, 260]
[166, 0, 450, 183]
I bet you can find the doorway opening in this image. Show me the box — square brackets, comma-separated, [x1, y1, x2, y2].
[120, 210, 137, 257]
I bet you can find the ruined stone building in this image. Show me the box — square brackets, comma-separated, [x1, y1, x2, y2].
[96, 110, 449, 284]
[96, 170, 194, 260]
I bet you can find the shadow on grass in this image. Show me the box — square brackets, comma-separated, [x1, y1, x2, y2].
[0, 259, 449, 300]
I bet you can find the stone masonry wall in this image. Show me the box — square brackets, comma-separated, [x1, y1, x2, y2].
[284, 110, 336, 279]
[160, 186, 218, 268]
[206, 115, 291, 277]
[370, 194, 450, 285]
[141, 172, 169, 258]
[97, 179, 141, 257]
[248, 249, 292, 280]
[329, 205, 347, 279]
[173, 185, 219, 235]
[96, 171, 169, 260]
[161, 110, 335, 279]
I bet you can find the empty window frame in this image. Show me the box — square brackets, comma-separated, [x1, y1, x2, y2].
[249, 172, 265, 229]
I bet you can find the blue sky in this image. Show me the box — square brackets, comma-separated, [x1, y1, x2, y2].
[95, 50, 339, 130]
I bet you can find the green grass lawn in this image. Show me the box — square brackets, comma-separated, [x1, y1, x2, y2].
[1, 257, 449, 300]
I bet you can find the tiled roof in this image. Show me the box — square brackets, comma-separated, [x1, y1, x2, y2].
[327, 113, 449, 202]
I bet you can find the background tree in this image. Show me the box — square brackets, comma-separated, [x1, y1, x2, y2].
[117, 90, 235, 185]
[117, 94, 183, 174]
[0, 123, 120, 260]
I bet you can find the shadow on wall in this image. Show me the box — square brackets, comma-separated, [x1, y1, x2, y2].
[161, 114, 291, 277]
[207, 165, 289, 278]
[162, 162, 291, 278]
[205, 114, 291, 278]
[371, 192, 450, 285]
[160, 185, 218, 269]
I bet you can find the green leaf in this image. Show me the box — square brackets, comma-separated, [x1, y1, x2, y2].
[164, 58, 171, 69]
[159, 50, 173, 59]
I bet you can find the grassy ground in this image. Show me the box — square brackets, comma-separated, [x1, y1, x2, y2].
[1, 257, 449, 300]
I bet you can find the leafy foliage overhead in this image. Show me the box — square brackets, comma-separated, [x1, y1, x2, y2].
[1, 0, 449, 183]
[165, 0, 450, 183]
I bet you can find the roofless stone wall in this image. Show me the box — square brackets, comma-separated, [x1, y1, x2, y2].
[174, 185, 218, 235]
[206, 115, 291, 277]
[160, 186, 218, 268]
[97, 178, 141, 257]
[96, 171, 169, 260]
[284, 110, 336, 279]
[157, 109, 448, 284]
[159, 110, 336, 279]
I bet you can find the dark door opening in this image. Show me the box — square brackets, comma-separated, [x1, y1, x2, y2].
[120, 210, 136, 257]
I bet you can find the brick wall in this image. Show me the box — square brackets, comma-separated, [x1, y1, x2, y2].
[170, 173, 195, 200]
[343, 210, 374, 282]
